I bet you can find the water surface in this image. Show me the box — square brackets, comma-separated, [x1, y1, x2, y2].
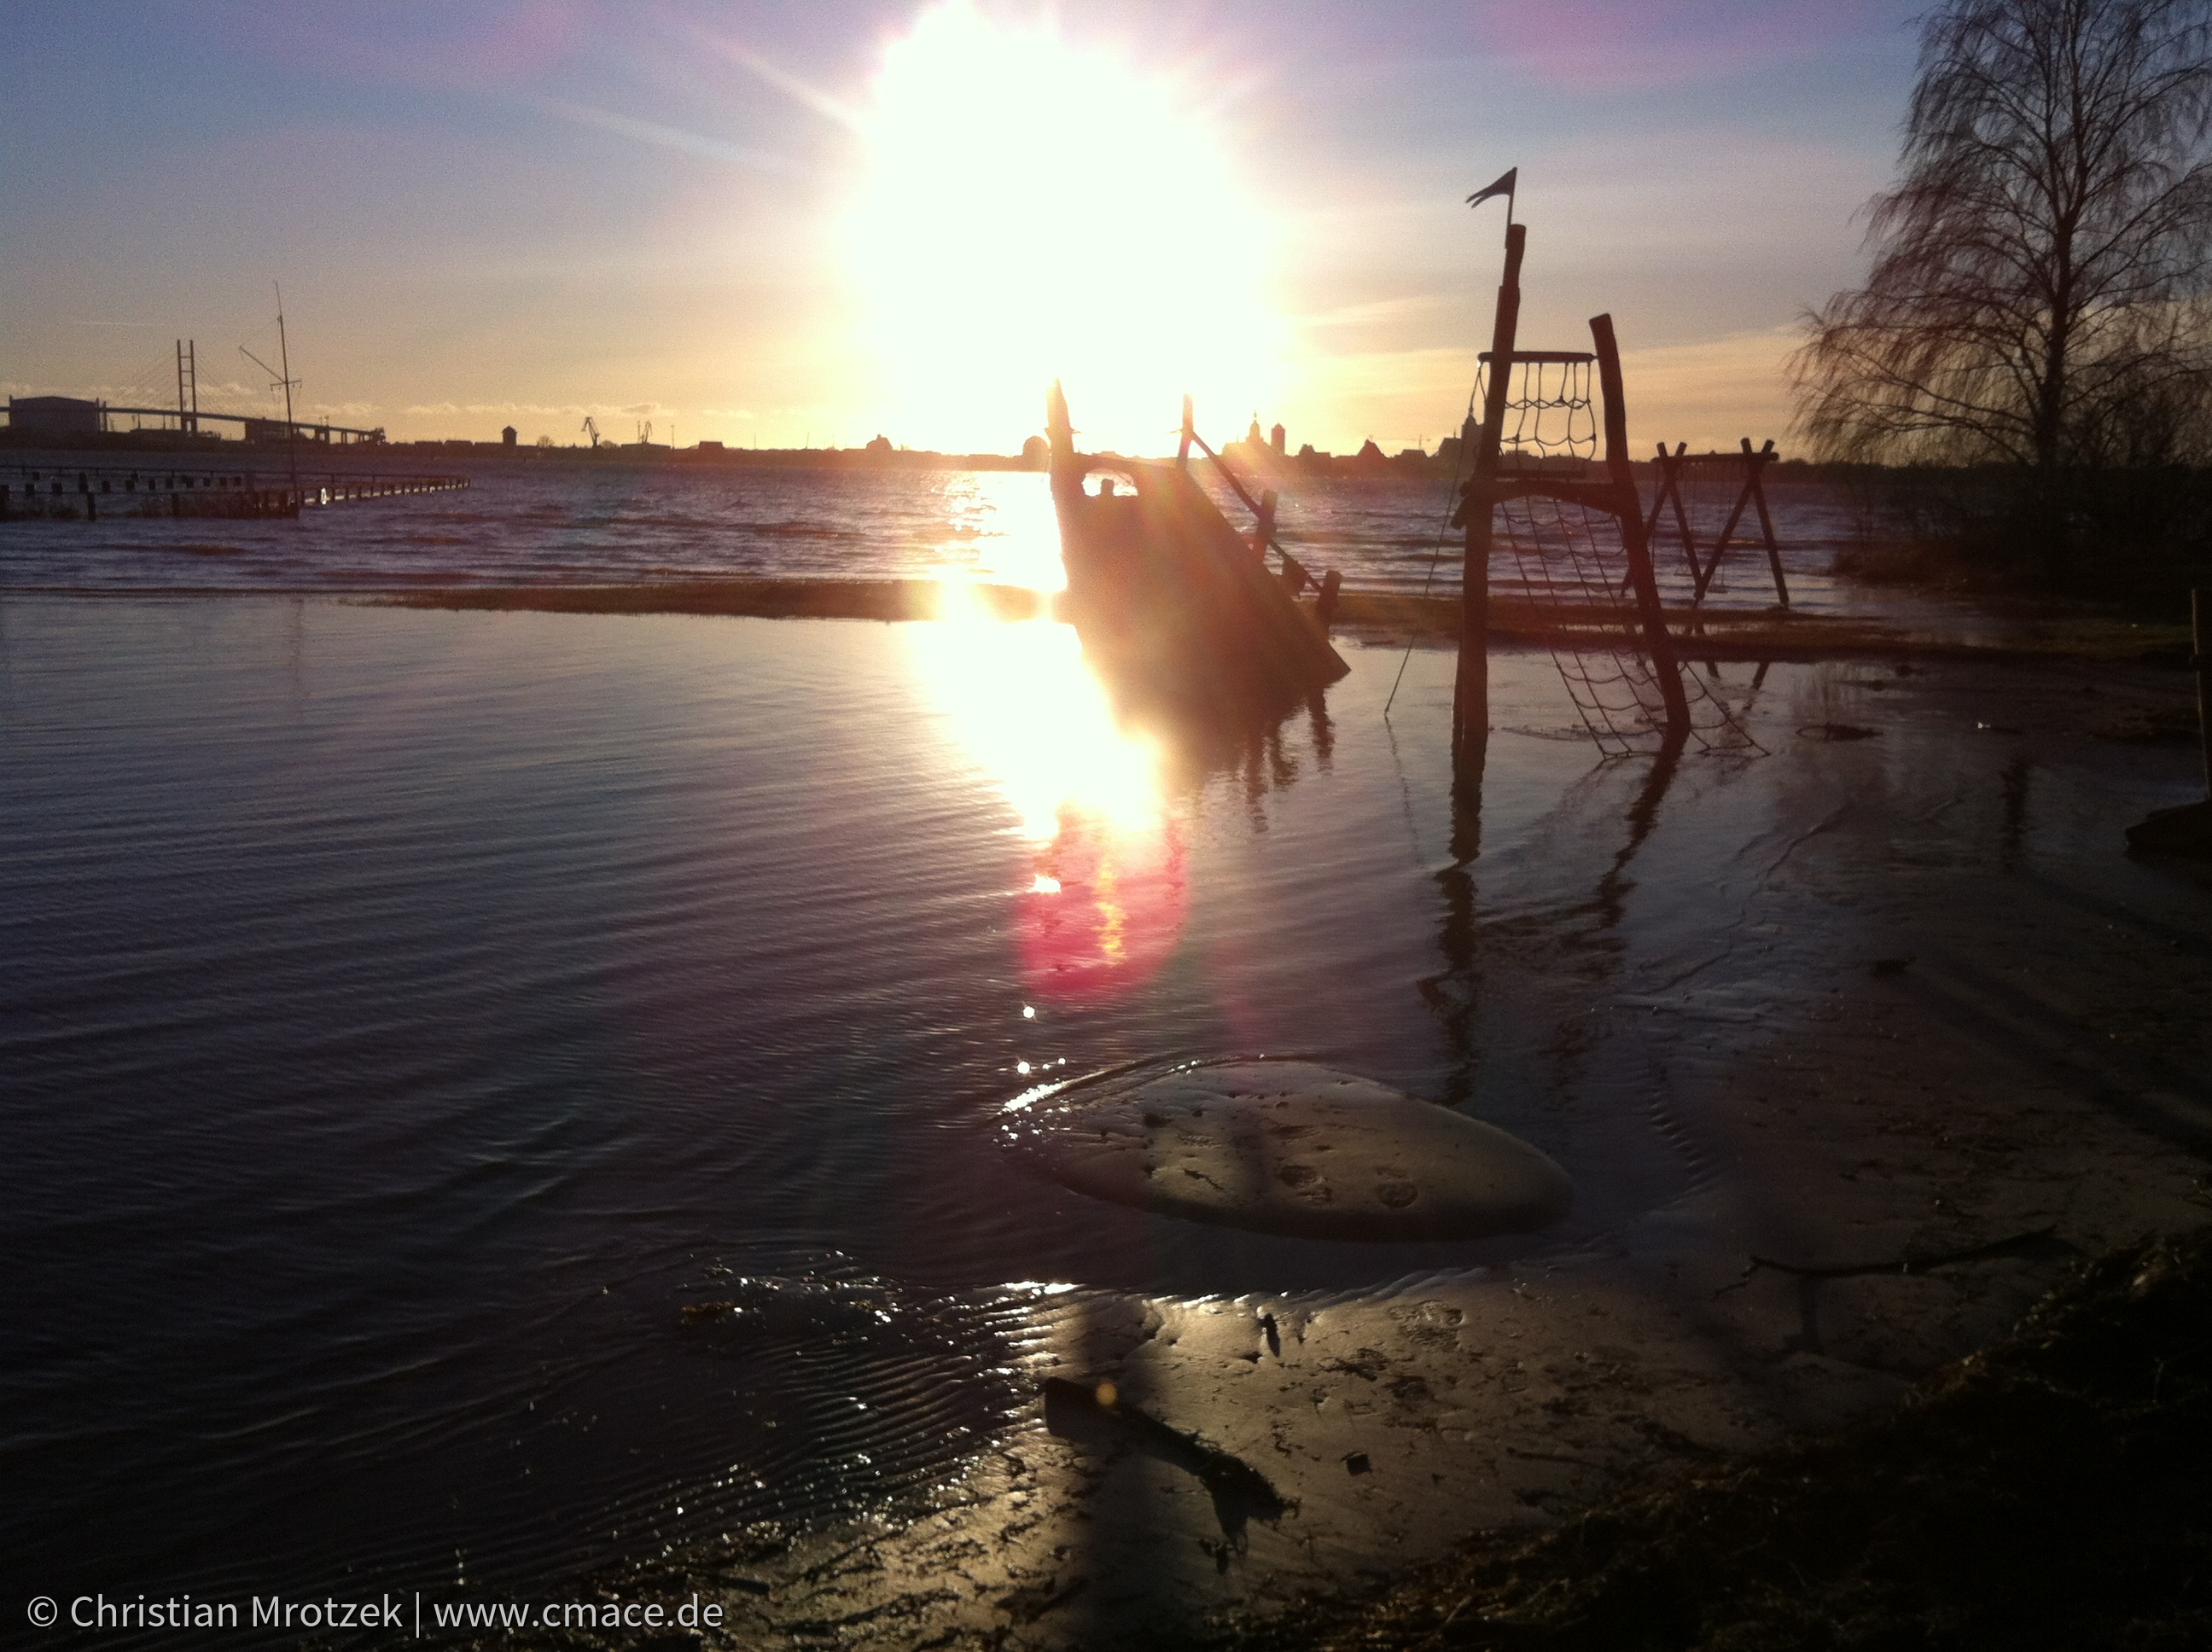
[5, 590, 2200, 1635]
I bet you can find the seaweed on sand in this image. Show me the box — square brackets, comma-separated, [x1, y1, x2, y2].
[1236, 1227, 2212, 1651]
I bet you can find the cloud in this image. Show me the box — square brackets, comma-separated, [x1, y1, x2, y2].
[686, 27, 864, 131]
[1294, 294, 1458, 334]
[534, 98, 807, 175]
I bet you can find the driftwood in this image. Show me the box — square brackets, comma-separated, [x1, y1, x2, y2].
[1732, 1224, 2062, 1287]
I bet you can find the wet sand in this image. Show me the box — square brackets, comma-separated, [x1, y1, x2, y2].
[518, 642, 2212, 1650]
[366, 579, 2194, 666]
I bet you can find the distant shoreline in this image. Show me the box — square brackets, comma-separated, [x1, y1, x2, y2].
[0, 428, 1838, 483]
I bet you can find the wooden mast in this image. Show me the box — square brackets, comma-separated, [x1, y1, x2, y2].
[1453, 221, 1525, 796]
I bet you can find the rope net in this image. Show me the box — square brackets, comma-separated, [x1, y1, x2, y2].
[1476, 356, 1755, 759]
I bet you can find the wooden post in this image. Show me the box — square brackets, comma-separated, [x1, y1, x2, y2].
[2123, 588, 2212, 853]
[1178, 395, 1195, 470]
[1693, 452, 1752, 602]
[1251, 489, 1277, 561]
[1590, 312, 1689, 744]
[1454, 220, 1525, 796]
[1745, 438, 1790, 606]
[1046, 381, 1080, 515]
[2196, 589, 2211, 800]
[1644, 441, 1702, 586]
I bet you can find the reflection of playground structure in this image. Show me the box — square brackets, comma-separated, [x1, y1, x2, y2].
[1424, 653, 1774, 1112]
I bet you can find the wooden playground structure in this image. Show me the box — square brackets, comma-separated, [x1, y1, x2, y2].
[1644, 439, 1790, 607]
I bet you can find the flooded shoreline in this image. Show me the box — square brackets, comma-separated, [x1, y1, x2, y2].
[3, 590, 2208, 1648]
[4, 575, 2192, 666]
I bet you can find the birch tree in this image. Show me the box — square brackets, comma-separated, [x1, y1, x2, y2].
[1794, 0, 2212, 562]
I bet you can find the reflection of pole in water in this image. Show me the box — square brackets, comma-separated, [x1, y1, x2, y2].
[1591, 736, 1684, 932]
[1421, 737, 1684, 1109]
[285, 596, 306, 711]
[1305, 691, 1334, 773]
[1423, 788, 1483, 1108]
[2000, 753, 2032, 871]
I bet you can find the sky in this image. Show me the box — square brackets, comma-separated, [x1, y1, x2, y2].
[0, 1, 1926, 457]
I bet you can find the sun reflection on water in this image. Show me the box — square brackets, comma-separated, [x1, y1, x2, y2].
[910, 594, 1185, 1001]
[932, 473, 1067, 592]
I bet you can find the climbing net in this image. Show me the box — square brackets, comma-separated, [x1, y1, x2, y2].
[1487, 354, 1600, 466]
[1475, 355, 1755, 758]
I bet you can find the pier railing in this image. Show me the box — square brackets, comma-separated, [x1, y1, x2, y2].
[0, 464, 469, 521]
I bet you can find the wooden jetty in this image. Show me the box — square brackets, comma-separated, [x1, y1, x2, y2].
[0, 463, 468, 522]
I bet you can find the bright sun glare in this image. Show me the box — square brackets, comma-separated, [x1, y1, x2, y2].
[846, 1, 1281, 455]
[911, 596, 1161, 843]
[909, 602, 1187, 1003]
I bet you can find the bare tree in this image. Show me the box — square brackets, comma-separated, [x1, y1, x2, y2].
[1794, 0, 2212, 562]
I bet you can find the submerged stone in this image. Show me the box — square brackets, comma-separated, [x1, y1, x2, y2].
[1007, 1060, 1572, 1241]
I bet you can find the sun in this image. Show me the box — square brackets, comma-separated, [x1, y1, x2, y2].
[842, 1, 1282, 456]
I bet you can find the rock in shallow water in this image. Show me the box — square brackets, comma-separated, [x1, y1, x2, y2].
[1004, 1060, 1572, 1241]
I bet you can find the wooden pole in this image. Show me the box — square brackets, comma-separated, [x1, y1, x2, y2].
[1316, 567, 1342, 630]
[2196, 589, 2210, 800]
[276, 285, 300, 511]
[1745, 439, 1790, 607]
[1454, 220, 1525, 796]
[1251, 488, 1277, 562]
[1178, 395, 1195, 469]
[1654, 442, 1702, 585]
[1693, 450, 1753, 603]
[1590, 312, 1689, 744]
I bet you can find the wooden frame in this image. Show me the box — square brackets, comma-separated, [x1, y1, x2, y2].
[1644, 439, 1790, 607]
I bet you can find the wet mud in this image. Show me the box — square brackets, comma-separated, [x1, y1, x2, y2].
[1235, 1225, 2212, 1652]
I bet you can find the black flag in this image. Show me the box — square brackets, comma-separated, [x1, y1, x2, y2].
[1466, 167, 1516, 208]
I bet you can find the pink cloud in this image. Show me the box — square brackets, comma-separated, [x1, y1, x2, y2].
[1470, 0, 1894, 90]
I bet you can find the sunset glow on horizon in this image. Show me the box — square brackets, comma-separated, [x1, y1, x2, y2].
[2, 3, 1923, 457]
